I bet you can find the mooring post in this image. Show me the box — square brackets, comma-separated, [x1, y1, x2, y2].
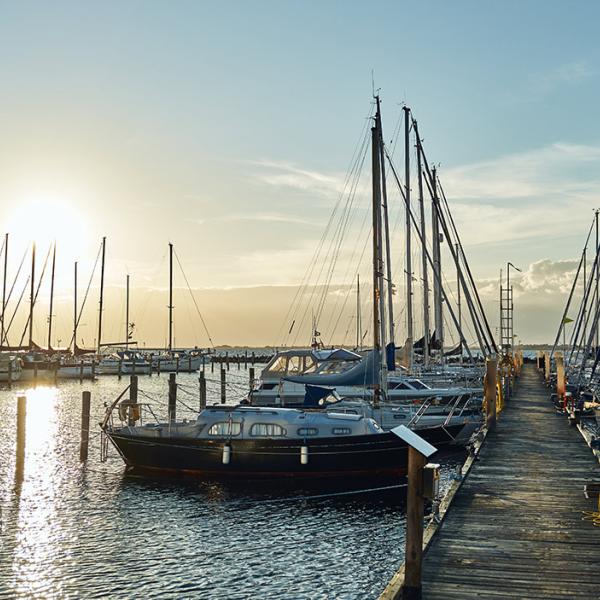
[211, 358, 214, 373]
[556, 352, 566, 409]
[8, 360, 12, 389]
[244, 349, 248, 368]
[249, 366, 255, 390]
[403, 445, 427, 600]
[226, 351, 230, 371]
[251, 351, 255, 365]
[220, 368, 226, 404]
[118, 359, 123, 379]
[485, 356, 498, 429]
[129, 374, 138, 426]
[544, 351, 550, 383]
[237, 355, 240, 370]
[80, 390, 91, 461]
[168, 373, 177, 423]
[16, 393, 26, 478]
[91, 360, 96, 380]
[79, 359, 84, 383]
[199, 370, 207, 409]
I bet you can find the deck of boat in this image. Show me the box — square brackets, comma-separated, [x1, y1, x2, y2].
[421, 363, 600, 599]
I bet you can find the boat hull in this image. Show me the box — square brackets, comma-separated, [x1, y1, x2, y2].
[105, 423, 462, 479]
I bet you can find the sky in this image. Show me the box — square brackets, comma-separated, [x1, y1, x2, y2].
[0, 0, 599, 347]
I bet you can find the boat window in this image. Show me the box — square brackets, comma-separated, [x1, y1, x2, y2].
[250, 423, 287, 437]
[287, 356, 302, 374]
[297, 427, 318, 436]
[267, 356, 287, 373]
[303, 355, 318, 373]
[317, 360, 355, 375]
[410, 380, 429, 390]
[393, 414, 408, 419]
[332, 427, 352, 435]
[207, 422, 242, 436]
[392, 382, 410, 390]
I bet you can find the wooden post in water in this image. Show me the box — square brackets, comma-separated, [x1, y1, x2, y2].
[211, 358, 214, 373]
[484, 357, 498, 429]
[403, 446, 427, 600]
[16, 394, 26, 480]
[544, 351, 551, 383]
[226, 351, 230, 371]
[80, 391, 91, 461]
[251, 351, 255, 365]
[220, 368, 226, 403]
[244, 349, 248, 368]
[79, 360, 84, 383]
[8, 360, 12, 389]
[168, 373, 177, 423]
[199, 371, 207, 409]
[249, 366, 255, 390]
[129, 375, 138, 426]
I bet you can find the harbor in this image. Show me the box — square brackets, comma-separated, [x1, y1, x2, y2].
[2, 3, 600, 599]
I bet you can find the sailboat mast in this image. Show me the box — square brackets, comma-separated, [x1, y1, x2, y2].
[403, 106, 413, 370]
[48, 242, 56, 350]
[168, 242, 174, 353]
[431, 167, 444, 361]
[415, 123, 430, 367]
[596, 209, 599, 350]
[371, 116, 383, 404]
[356, 274, 361, 351]
[1, 233, 7, 349]
[28, 242, 36, 348]
[125, 274, 130, 350]
[456, 242, 462, 365]
[73, 262, 78, 353]
[97, 237, 106, 353]
[376, 96, 395, 349]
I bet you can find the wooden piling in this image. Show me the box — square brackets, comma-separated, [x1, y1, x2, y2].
[80, 391, 91, 461]
[211, 358, 214, 373]
[8, 360, 12, 389]
[118, 359, 123, 379]
[244, 349, 248, 368]
[403, 446, 427, 600]
[556, 352, 566, 401]
[484, 357, 498, 429]
[226, 351, 230, 371]
[168, 373, 177, 423]
[220, 368, 226, 404]
[199, 371, 207, 409]
[249, 366, 255, 389]
[251, 351, 255, 365]
[129, 375, 138, 426]
[79, 360, 84, 383]
[544, 351, 550, 382]
[16, 394, 26, 478]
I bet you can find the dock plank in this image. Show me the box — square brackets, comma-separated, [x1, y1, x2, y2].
[420, 364, 600, 599]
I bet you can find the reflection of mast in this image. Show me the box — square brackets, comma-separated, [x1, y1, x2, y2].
[47, 242, 56, 350]
[28, 243, 36, 349]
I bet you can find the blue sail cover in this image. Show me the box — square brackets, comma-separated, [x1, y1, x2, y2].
[386, 342, 396, 371]
[303, 385, 334, 407]
[284, 349, 381, 387]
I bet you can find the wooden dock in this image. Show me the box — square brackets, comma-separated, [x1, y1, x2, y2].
[395, 364, 600, 599]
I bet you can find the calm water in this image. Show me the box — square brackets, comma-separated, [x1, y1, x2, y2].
[0, 366, 464, 599]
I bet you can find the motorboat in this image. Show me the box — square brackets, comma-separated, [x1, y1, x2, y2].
[97, 352, 152, 375]
[0, 353, 22, 382]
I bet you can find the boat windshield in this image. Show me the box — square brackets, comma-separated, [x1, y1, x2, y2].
[314, 360, 357, 375]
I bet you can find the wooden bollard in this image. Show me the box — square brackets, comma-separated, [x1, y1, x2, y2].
[129, 374, 138, 426]
[249, 367, 255, 389]
[226, 352, 230, 371]
[244, 349, 248, 369]
[118, 359, 123, 379]
[16, 394, 26, 479]
[237, 356, 240, 370]
[199, 371, 207, 409]
[556, 353, 566, 403]
[79, 360, 84, 383]
[484, 357, 498, 429]
[403, 446, 427, 600]
[80, 391, 91, 461]
[251, 351, 255, 365]
[220, 368, 226, 404]
[211, 358, 214, 373]
[91, 360, 96, 379]
[168, 373, 177, 423]
[544, 351, 550, 382]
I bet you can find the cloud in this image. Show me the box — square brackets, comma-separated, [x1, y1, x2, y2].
[247, 159, 347, 199]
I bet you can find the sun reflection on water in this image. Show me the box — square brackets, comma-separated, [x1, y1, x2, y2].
[11, 386, 65, 598]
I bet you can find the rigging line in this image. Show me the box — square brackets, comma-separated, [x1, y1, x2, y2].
[18, 244, 52, 346]
[312, 126, 372, 326]
[277, 108, 374, 346]
[314, 142, 370, 335]
[68, 241, 103, 349]
[3, 246, 28, 316]
[290, 126, 372, 347]
[174, 249, 215, 348]
[3, 276, 30, 346]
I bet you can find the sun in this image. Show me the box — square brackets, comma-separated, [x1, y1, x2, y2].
[5, 195, 88, 262]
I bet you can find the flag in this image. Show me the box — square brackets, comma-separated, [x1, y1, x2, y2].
[563, 317, 574, 324]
